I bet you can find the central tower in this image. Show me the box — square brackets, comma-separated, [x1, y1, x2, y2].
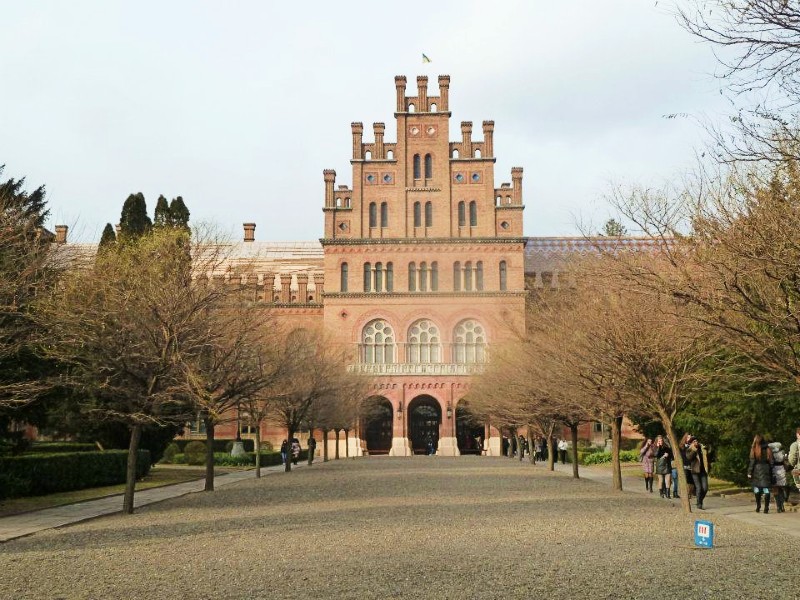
[321, 75, 527, 457]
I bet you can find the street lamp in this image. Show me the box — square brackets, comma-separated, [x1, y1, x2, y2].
[446, 401, 453, 420]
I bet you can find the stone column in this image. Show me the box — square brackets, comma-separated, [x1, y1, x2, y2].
[437, 389, 460, 457]
[389, 391, 413, 457]
[279, 273, 291, 303]
[313, 273, 324, 302]
[297, 273, 309, 304]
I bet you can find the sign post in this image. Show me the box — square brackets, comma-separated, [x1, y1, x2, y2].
[694, 520, 714, 549]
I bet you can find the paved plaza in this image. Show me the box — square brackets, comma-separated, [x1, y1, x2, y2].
[0, 457, 795, 599]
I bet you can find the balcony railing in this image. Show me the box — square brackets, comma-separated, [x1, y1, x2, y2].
[347, 362, 485, 376]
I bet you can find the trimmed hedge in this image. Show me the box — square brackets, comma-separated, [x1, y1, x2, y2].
[0, 450, 151, 499]
[172, 438, 255, 453]
[170, 450, 305, 467]
[29, 442, 98, 454]
[581, 449, 640, 465]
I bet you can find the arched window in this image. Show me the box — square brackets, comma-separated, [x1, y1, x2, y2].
[430, 103, 437, 112]
[413, 154, 421, 179]
[453, 319, 487, 364]
[380, 202, 388, 228]
[474, 149, 482, 158]
[464, 261, 473, 291]
[413, 202, 422, 227]
[365, 150, 372, 160]
[363, 262, 371, 293]
[345, 197, 351, 208]
[340, 262, 348, 292]
[506, 196, 512, 205]
[386, 262, 394, 292]
[362, 319, 395, 364]
[369, 202, 377, 228]
[453, 261, 461, 291]
[476, 261, 484, 291]
[408, 103, 416, 113]
[387, 150, 394, 159]
[469, 201, 477, 227]
[452, 149, 459, 158]
[409, 262, 417, 292]
[458, 201, 466, 227]
[407, 319, 441, 364]
[374, 262, 383, 292]
[499, 260, 507, 291]
[496, 196, 501, 207]
[431, 261, 438, 291]
[336, 198, 342, 208]
[419, 262, 428, 292]
[425, 201, 433, 227]
[424, 154, 432, 178]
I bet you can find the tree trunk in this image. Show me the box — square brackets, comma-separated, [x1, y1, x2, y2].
[122, 423, 142, 515]
[335, 429, 340, 460]
[527, 427, 535, 464]
[204, 417, 215, 492]
[546, 426, 555, 472]
[570, 423, 579, 479]
[254, 424, 262, 478]
[662, 413, 692, 514]
[610, 415, 623, 491]
[344, 428, 350, 458]
[285, 428, 293, 472]
[323, 428, 329, 462]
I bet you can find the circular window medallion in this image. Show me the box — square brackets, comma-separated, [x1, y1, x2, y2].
[383, 174, 393, 183]
[410, 126, 420, 136]
[426, 126, 436, 135]
[338, 222, 348, 231]
[455, 173, 464, 183]
[500, 221, 510, 230]
[366, 174, 376, 183]
[471, 173, 480, 182]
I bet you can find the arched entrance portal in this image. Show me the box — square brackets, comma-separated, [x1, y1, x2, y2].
[456, 402, 485, 455]
[408, 395, 441, 455]
[362, 396, 393, 455]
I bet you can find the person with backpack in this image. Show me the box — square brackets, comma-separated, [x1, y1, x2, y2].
[748, 434, 774, 514]
[768, 441, 787, 513]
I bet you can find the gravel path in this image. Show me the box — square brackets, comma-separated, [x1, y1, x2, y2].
[0, 457, 793, 599]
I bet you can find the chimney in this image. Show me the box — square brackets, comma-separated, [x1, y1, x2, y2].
[54, 225, 68, 244]
[313, 273, 324, 301]
[280, 273, 292, 303]
[115, 223, 121, 237]
[323, 169, 336, 208]
[262, 272, 275, 302]
[297, 273, 310, 304]
[243, 223, 256, 242]
[511, 167, 523, 205]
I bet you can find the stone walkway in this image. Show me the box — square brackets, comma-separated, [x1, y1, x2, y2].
[0, 461, 307, 543]
[543, 459, 800, 538]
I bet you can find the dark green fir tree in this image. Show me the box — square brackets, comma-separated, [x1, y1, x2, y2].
[153, 195, 171, 228]
[169, 196, 190, 230]
[98, 223, 117, 248]
[119, 193, 152, 239]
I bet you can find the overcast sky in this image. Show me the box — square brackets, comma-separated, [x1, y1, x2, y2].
[1, 0, 729, 242]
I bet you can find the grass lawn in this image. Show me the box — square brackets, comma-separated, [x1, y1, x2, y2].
[0, 464, 238, 518]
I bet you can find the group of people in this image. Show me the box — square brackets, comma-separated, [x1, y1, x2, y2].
[639, 434, 712, 509]
[747, 430, 800, 514]
[503, 435, 570, 464]
[639, 428, 800, 513]
[279, 437, 302, 466]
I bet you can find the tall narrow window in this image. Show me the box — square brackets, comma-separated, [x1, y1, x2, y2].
[425, 201, 433, 227]
[464, 261, 473, 291]
[363, 263, 372, 292]
[431, 262, 438, 291]
[458, 201, 466, 227]
[409, 262, 417, 292]
[413, 202, 422, 227]
[424, 153, 432, 178]
[419, 262, 428, 292]
[380, 202, 388, 228]
[453, 261, 461, 291]
[476, 261, 484, 291]
[340, 262, 348, 292]
[499, 260, 507, 291]
[386, 262, 394, 292]
[374, 262, 383, 292]
[469, 201, 477, 226]
[369, 202, 377, 228]
[413, 154, 421, 179]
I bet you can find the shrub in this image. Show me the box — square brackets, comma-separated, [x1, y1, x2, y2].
[162, 443, 180, 464]
[0, 450, 151, 499]
[581, 449, 640, 465]
[184, 441, 206, 465]
[29, 442, 97, 454]
[172, 453, 186, 464]
[173, 438, 254, 453]
[213, 452, 254, 467]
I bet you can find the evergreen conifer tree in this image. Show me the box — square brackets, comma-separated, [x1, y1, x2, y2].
[99, 223, 117, 248]
[169, 196, 190, 230]
[119, 193, 151, 240]
[153, 195, 170, 228]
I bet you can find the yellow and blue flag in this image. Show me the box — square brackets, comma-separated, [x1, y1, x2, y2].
[422, 53, 432, 63]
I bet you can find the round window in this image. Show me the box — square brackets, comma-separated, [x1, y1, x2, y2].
[338, 222, 347, 231]
[471, 173, 480, 182]
[410, 126, 420, 136]
[383, 174, 392, 183]
[427, 126, 436, 135]
[500, 221, 510, 230]
[455, 173, 464, 183]
[366, 174, 375, 183]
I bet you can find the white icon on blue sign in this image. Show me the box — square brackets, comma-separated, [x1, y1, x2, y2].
[694, 520, 714, 548]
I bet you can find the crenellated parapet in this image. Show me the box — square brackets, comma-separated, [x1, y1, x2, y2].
[394, 74, 450, 113]
[194, 270, 326, 305]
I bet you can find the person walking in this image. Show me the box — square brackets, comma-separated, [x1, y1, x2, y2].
[639, 438, 655, 492]
[748, 434, 774, 514]
[518, 434, 526, 461]
[280, 439, 288, 465]
[768, 441, 787, 513]
[291, 437, 301, 466]
[558, 438, 568, 465]
[307, 435, 317, 466]
[679, 433, 695, 501]
[788, 427, 800, 493]
[653, 435, 673, 499]
[685, 436, 709, 510]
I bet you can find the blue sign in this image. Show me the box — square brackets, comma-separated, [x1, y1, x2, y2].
[694, 520, 714, 548]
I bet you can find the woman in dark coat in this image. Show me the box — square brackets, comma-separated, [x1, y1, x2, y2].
[653, 435, 673, 499]
[748, 434, 774, 514]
